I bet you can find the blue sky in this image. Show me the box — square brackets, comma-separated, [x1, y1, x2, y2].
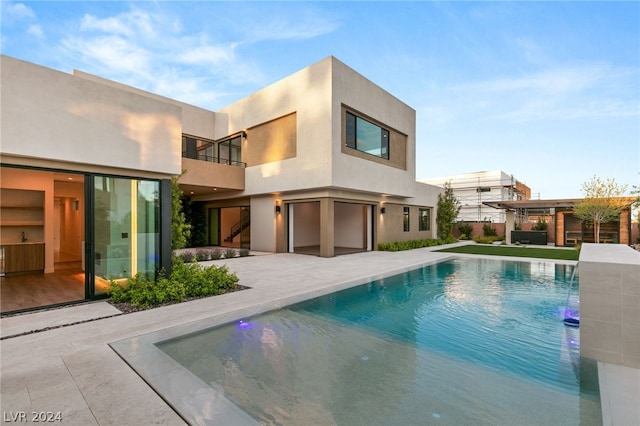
[2, 1, 638, 199]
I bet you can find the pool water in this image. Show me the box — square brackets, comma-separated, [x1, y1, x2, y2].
[157, 258, 601, 425]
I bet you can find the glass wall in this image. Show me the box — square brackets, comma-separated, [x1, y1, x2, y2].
[93, 176, 159, 295]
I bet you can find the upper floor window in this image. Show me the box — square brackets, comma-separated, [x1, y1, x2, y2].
[218, 135, 242, 166]
[346, 112, 389, 159]
[182, 134, 245, 167]
[182, 135, 215, 161]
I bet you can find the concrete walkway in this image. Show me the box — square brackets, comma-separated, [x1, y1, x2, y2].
[1, 247, 637, 425]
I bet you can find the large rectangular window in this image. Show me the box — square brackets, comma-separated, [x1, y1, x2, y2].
[403, 207, 410, 232]
[419, 208, 431, 231]
[346, 112, 389, 159]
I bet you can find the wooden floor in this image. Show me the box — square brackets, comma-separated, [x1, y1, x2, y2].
[1, 260, 85, 314]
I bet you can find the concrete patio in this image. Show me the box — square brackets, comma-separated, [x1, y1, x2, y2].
[1, 246, 638, 425]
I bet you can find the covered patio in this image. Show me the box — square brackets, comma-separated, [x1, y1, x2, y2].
[483, 198, 634, 247]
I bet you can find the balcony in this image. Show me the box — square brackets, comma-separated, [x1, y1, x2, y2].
[179, 155, 245, 196]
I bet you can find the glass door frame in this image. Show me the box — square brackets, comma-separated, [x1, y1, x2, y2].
[85, 174, 171, 300]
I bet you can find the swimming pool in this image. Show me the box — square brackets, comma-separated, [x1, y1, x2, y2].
[112, 258, 601, 425]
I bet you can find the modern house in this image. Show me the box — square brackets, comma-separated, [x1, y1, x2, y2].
[419, 170, 531, 222]
[0, 55, 441, 314]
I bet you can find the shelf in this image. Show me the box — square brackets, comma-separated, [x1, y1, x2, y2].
[0, 206, 44, 210]
[0, 221, 45, 227]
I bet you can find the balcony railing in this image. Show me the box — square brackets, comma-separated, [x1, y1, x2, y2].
[182, 152, 246, 168]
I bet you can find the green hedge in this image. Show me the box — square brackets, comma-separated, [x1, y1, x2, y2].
[473, 235, 504, 244]
[378, 237, 455, 252]
[108, 256, 239, 309]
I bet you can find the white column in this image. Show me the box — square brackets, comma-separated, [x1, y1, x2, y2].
[505, 210, 515, 245]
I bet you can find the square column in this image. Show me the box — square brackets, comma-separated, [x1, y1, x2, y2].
[320, 198, 334, 257]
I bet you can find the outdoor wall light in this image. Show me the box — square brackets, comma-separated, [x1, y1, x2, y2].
[380, 207, 386, 214]
[275, 205, 281, 214]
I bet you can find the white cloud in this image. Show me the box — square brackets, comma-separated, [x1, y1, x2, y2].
[80, 14, 135, 37]
[179, 44, 237, 66]
[4, 2, 35, 20]
[80, 8, 157, 39]
[52, 3, 339, 108]
[240, 6, 341, 42]
[457, 66, 606, 93]
[27, 24, 44, 39]
[432, 64, 640, 124]
[61, 35, 151, 77]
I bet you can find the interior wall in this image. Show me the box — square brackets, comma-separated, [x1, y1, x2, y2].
[293, 202, 320, 247]
[1, 167, 55, 273]
[334, 202, 365, 249]
[54, 180, 84, 260]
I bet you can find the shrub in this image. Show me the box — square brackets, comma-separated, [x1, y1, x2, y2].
[378, 237, 454, 252]
[223, 248, 237, 258]
[457, 222, 473, 239]
[473, 235, 503, 244]
[107, 255, 239, 309]
[482, 222, 498, 237]
[177, 250, 196, 263]
[239, 248, 250, 257]
[210, 250, 223, 260]
[532, 217, 548, 231]
[195, 249, 211, 261]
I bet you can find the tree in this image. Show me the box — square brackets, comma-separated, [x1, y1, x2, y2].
[573, 175, 629, 243]
[436, 181, 461, 241]
[171, 175, 191, 250]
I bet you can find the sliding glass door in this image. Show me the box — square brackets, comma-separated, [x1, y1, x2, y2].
[92, 176, 160, 296]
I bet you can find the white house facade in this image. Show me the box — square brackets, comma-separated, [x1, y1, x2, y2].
[0, 54, 441, 314]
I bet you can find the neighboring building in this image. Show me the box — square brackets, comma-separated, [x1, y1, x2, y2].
[0, 55, 441, 314]
[419, 170, 531, 222]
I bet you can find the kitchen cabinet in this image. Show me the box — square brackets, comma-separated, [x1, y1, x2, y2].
[3, 243, 45, 274]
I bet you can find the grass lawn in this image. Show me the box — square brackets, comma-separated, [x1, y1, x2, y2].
[435, 244, 580, 261]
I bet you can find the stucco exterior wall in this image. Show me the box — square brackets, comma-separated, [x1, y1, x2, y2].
[73, 68, 218, 141]
[250, 196, 279, 253]
[331, 59, 417, 198]
[244, 113, 297, 166]
[1, 55, 182, 176]
[219, 57, 334, 196]
[217, 56, 424, 201]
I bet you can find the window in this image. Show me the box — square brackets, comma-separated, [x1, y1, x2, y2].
[419, 208, 431, 231]
[403, 207, 410, 232]
[182, 135, 215, 162]
[218, 135, 242, 166]
[346, 112, 389, 159]
[182, 136, 198, 159]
